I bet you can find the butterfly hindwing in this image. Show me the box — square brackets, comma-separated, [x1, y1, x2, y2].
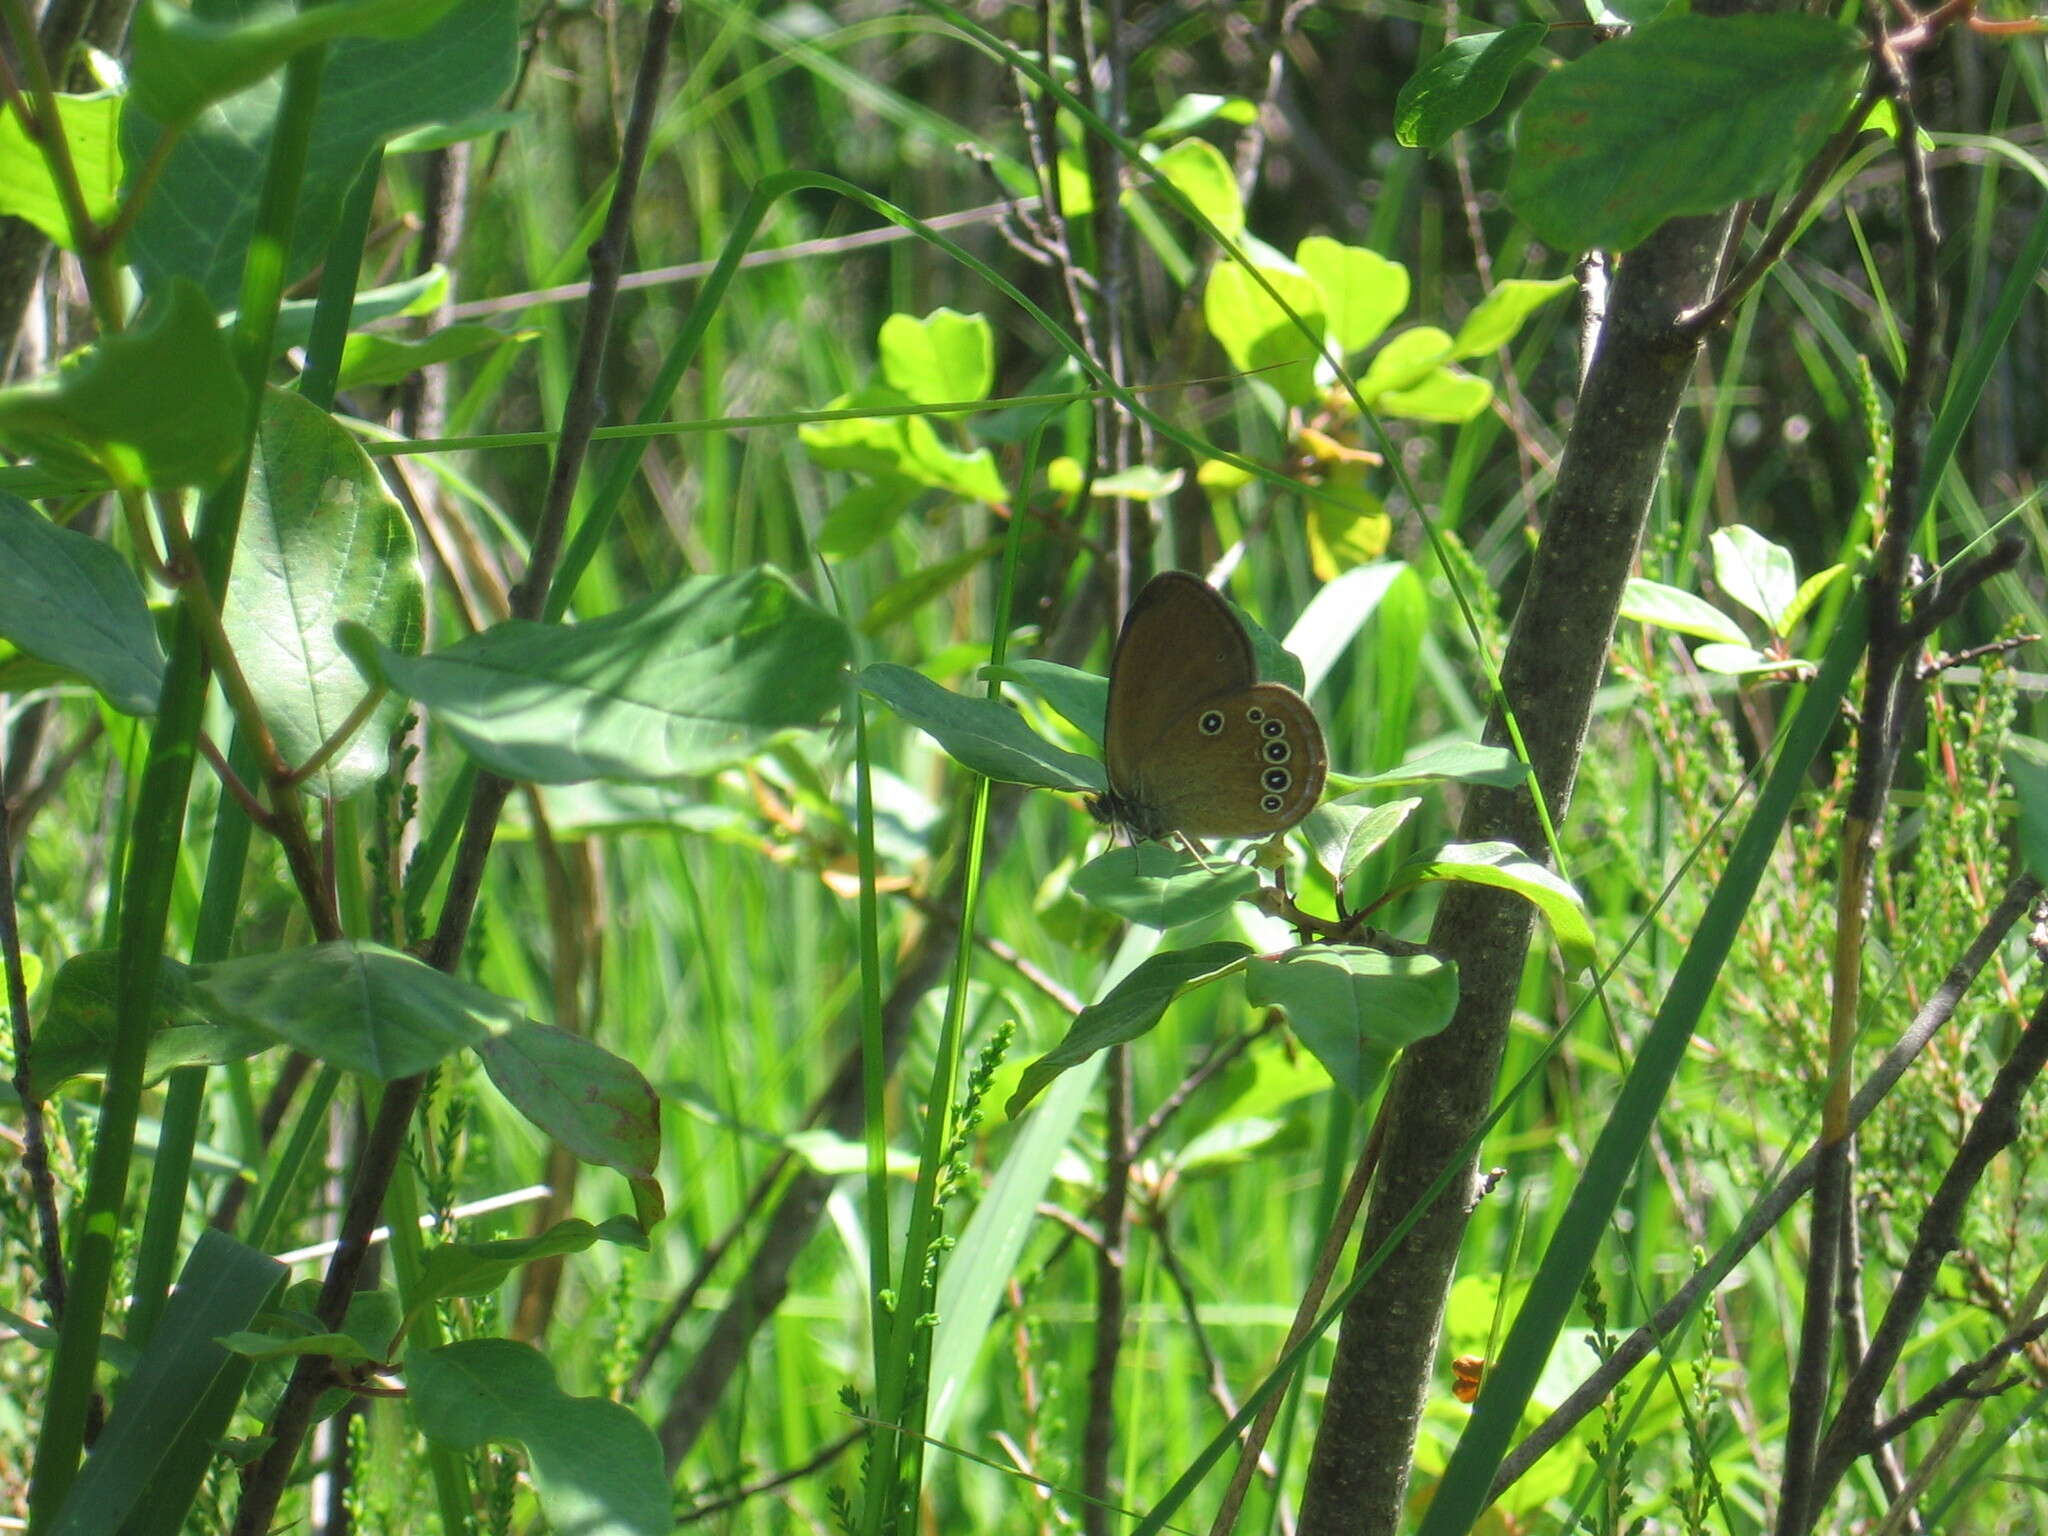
[1126, 682, 1327, 839]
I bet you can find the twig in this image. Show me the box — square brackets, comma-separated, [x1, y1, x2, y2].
[1081, 1037, 1134, 1536]
[676, 1429, 862, 1524]
[1811, 979, 2048, 1501]
[1906, 535, 2028, 646]
[1, 736, 66, 1320]
[227, 0, 686, 1527]
[1492, 873, 2039, 1497]
[1864, 1310, 2048, 1449]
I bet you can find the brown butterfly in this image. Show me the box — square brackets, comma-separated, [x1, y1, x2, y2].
[1087, 571, 1328, 843]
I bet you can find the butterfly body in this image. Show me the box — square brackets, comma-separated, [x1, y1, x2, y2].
[1088, 572, 1327, 842]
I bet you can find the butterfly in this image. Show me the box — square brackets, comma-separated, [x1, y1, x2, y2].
[1086, 571, 1328, 844]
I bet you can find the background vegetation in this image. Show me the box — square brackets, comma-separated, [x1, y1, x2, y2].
[3, 0, 2048, 1533]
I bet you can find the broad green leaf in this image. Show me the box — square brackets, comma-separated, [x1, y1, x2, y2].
[1146, 92, 1256, 139]
[1397, 24, 1548, 149]
[271, 268, 447, 354]
[1451, 276, 1577, 358]
[385, 108, 524, 154]
[1358, 326, 1453, 399]
[478, 1025, 659, 1177]
[126, 0, 516, 307]
[1245, 946, 1458, 1100]
[1008, 941, 1252, 1116]
[336, 322, 529, 390]
[191, 941, 522, 1079]
[1620, 577, 1750, 645]
[1203, 257, 1326, 406]
[1149, 136, 1243, 240]
[1693, 642, 1803, 677]
[130, 0, 469, 125]
[1086, 464, 1184, 501]
[0, 279, 245, 489]
[0, 495, 164, 715]
[800, 385, 1005, 503]
[1301, 797, 1423, 887]
[1071, 844, 1260, 928]
[1377, 368, 1493, 423]
[1333, 742, 1523, 791]
[859, 540, 1004, 632]
[226, 388, 424, 799]
[859, 662, 1102, 792]
[28, 952, 265, 1097]
[2004, 736, 2048, 887]
[878, 308, 995, 405]
[43, 1232, 282, 1536]
[984, 659, 1107, 747]
[816, 477, 917, 558]
[1390, 842, 1595, 969]
[1711, 525, 1800, 632]
[1307, 465, 1391, 579]
[1780, 563, 1848, 634]
[412, 1218, 647, 1317]
[344, 568, 850, 784]
[410, 1339, 669, 1536]
[0, 92, 121, 246]
[1507, 13, 1866, 252]
[1297, 237, 1409, 356]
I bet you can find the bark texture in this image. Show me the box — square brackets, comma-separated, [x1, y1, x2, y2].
[1297, 208, 1737, 1533]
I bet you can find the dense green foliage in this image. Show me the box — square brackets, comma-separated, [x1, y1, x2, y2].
[2, 1, 2047, 1533]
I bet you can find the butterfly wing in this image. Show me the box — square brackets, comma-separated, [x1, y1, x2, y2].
[1103, 572, 1256, 795]
[1126, 682, 1328, 839]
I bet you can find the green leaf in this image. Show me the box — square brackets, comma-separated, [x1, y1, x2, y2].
[1780, 563, 1847, 634]
[1300, 797, 1423, 887]
[271, 268, 448, 355]
[1390, 842, 1595, 969]
[1086, 464, 1184, 500]
[1148, 136, 1243, 240]
[878, 307, 994, 405]
[1245, 947, 1458, 1100]
[413, 1219, 646, 1318]
[44, 1232, 283, 1536]
[28, 952, 265, 1098]
[1692, 642, 1801, 677]
[1297, 237, 1409, 357]
[1070, 844, 1260, 928]
[1358, 326, 1453, 399]
[126, 0, 516, 308]
[1146, 92, 1256, 139]
[1307, 466, 1390, 579]
[344, 568, 850, 784]
[0, 495, 164, 715]
[410, 1339, 669, 1536]
[859, 541, 1003, 632]
[0, 279, 245, 489]
[1008, 941, 1252, 1116]
[335, 321, 529, 390]
[859, 663, 1102, 793]
[1333, 742, 1523, 791]
[1203, 257, 1326, 406]
[817, 477, 918, 558]
[478, 1025, 659, 1178]
[1710, 525, 1800, 633]
[800, 385, 1005, 503]
[2004, 736, 2048, 887]
[1619, 578, 1750, 645]
[1451, 276, 1577, 358]
[191, 940, 522, 1079]
[984, 659, 1107, 747]
[130, 0, 469, 125]
[226, 388, 424, 799]
[0, 92, 121, 247]
[1507, 13, 1866, 253]
[1396, 23, 1548, 150]
[1376, 368, 1493, 423]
